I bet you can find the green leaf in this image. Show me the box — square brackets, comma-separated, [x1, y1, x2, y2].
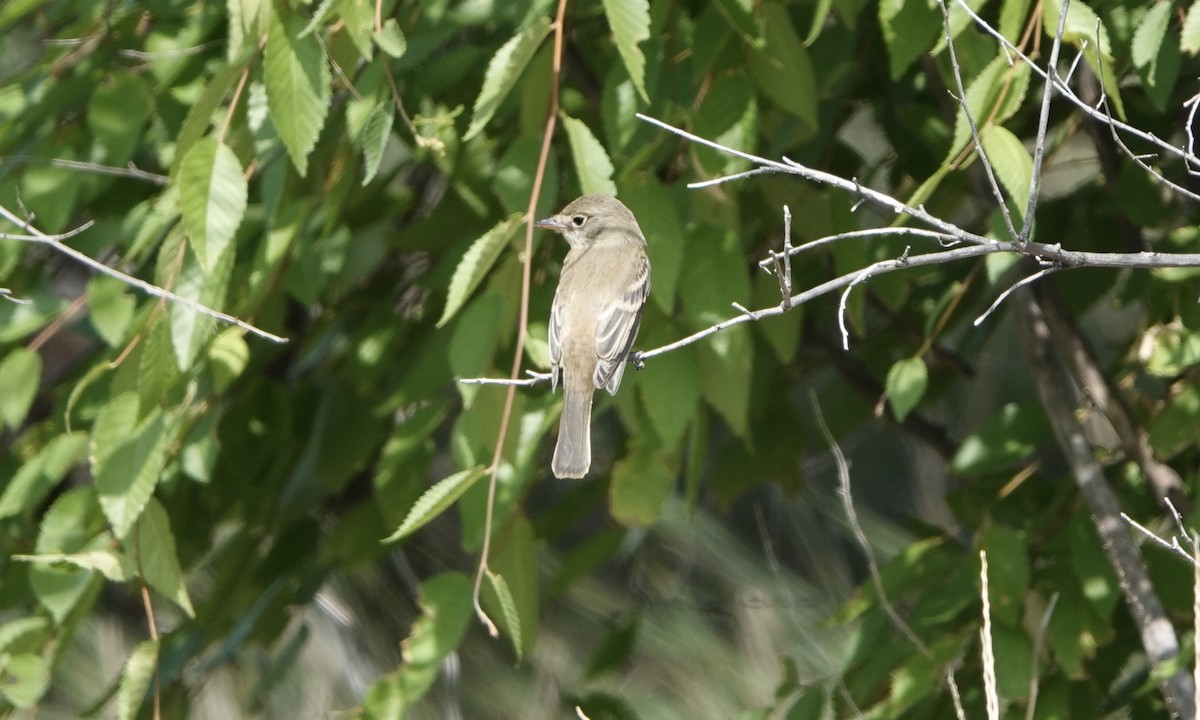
[208, 327, 250, 392]
[1183, 1, 1200, 55]
[264, 13, 332, 175]
[88, 276, 136, 347]
[135, 498, 195, 617]
[886, 356, 928, 422]
[804, 0, 834, 45]
[228, 0, 270, 61]
[177, 137, 247, 271]
[116, 639, 159, 720]
[358, 100, 394, 185]
[488, 514, 538, 658]
[384, 466, 487, 541]
[638, 346, 700, 449]
[610, 446, 673, 527]
[999, 0, 1033, 43]
[1149, 383, 1200, 458]
[172, 63, 243, 175]
[485, 570, 523, 659]
[1144, 326, 1200, 377]
[561, 114, 617, 196]
[951, 402, 1050, 475]
[88, 75, 154, 167]
[374, 18, 407, 58]
[361, 572, 474, 713]
[747, 2, 818, 134]
[946, 55, 1030, 163]
[13, 550, 134, 582]
[979, 526, 1029, 625]
[464, 17, 552, 140]
[0, 347, 41, 428]
[879, 0, 940, 79]
[1132, 3, 1171, 69]
[1, 653, 51, 709]
[0, 432, 87, 520]
[1043, 0, 1124, 119]
[170, 232, 234, 370]
[979, 124, 1033, 218]
[601, 0, 651, 102]
[437, 213, 523, 327]
[94, 401, 170, 540]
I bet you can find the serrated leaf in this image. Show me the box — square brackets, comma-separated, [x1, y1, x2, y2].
[384, 466, 487, 541]
[951, 402, 1050, 474]
[610, 447, 673, 527]
[464, 17, 551, 140]
[0, 347, 41, 428]
[264, 13, 332, 175]
[1133, 3, 1171, 69]
[135, 498, 195, 617]
[999, 0, 1033, 43]
[177, 137, 247, 271]
[879, 0, 941, 79]
[0, 432, 87, 520]
[886, 356, 928, 421]
[437, 213, 523, 327]
[804, 0, 834, 45]
[1, 653, 51, 709]
[638, 346, 699, 449]
[486, 570, 523, 659]
[88, 75, 154, 168]
[946, 56, 1029, 163]
[374, 18, 407, 58]
[228, 0, 270, 60]
[398, 573, 473, 694]
[173, 64, 243, 175]
[95, 406, 169, 539]
[171, 233, 233, 370]
[88, 276, 136, 347]
[1043, 0, 1124, 119]
[13, 550, 134, 582]
[116, 639, 159, 720]
[561, 114, 617, 196]
[358, 101, 394, 185]
[1183, 2, 1200, 55]
[748, 2, 817, 133]
[980, 124, 1032, 218]
[601, 0, 650, 102]
[208, 327, 249, 392]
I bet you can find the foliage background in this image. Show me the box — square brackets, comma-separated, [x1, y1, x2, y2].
[2, 0, 1200, 717]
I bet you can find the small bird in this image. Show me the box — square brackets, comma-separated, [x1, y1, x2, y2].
[536, 194, 652, 478]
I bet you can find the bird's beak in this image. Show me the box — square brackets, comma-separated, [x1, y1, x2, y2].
[535, 215, 566, 232]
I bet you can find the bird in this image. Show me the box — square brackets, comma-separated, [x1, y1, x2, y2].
[536, 194, 652, 478]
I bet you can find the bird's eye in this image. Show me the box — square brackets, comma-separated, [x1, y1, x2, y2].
[571, 215, 587, 227]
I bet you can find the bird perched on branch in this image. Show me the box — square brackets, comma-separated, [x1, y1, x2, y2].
[536, 194, 651, 479]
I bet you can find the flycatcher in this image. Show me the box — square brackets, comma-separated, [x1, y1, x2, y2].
[536, 194, 651, 478]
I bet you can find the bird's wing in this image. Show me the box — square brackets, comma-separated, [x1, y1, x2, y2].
[549, 285, 565, 392]
[594, 252, 651, 394]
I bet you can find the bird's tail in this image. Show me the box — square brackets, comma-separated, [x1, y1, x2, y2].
[553, 385, 592, 479]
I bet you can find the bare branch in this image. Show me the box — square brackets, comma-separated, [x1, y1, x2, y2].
[0, 156, 169, 186]
[0, 205, 287, 344]
[1020, 0, 1072, 242]
[974, 266, 1060, 327]
[935, 0, 1019, 242]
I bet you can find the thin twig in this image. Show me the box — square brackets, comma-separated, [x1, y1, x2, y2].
[1019, 0, 1071, 242]
[1025, 593, 1059, 720]
[935, 0, 1019, 241]
[811, 392, 930, 656]
[974, 266, 1060, 327]
[0, 205, 286, 343]
[980, 550, 1000, 720]
[471, 0, 569, 636]
[0, 156, 168, 185]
